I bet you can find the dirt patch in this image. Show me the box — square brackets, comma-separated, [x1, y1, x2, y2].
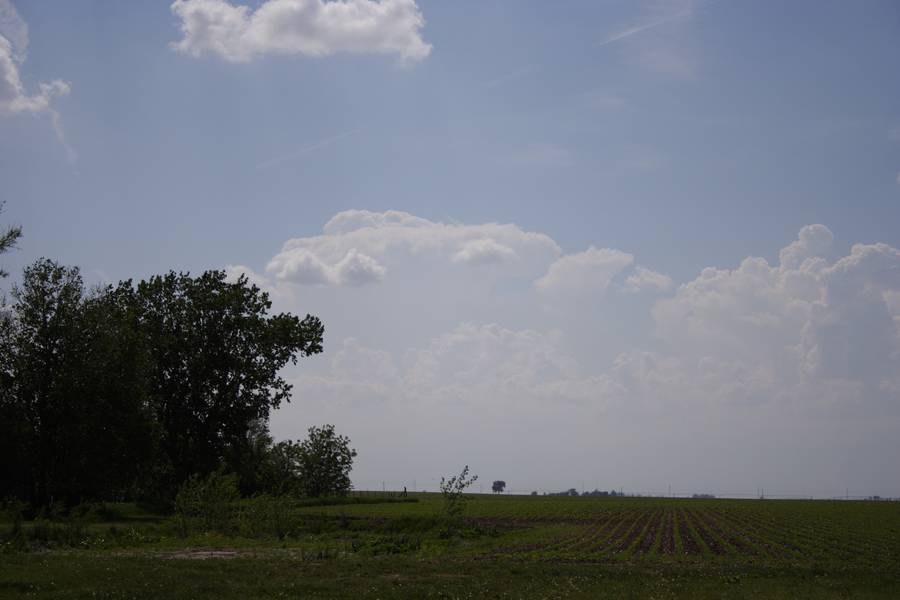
[633, 509, 663, 555]
[166, 549, 240, 560]
[659, 509, 676, 555]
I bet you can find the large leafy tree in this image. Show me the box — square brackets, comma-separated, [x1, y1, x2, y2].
[0, 260, 86, 504]
[0, 261, 324, 505]
[133, 270, 324, 496]
[0, 260, 155, 505]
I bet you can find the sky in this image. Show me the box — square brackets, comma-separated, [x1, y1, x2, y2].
[2, 0, 900, 498]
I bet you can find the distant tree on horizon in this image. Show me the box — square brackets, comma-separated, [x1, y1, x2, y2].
[492, 480, 506, 494]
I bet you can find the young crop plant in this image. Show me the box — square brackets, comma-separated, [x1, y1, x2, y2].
[439, 465, 478, 535]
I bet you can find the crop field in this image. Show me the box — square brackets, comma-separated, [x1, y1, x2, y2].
[299, 494, 900, 567]
[2, 494, 900, 598]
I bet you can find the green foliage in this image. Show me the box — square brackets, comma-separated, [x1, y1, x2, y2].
[134, 270, 324, 498]
[275, 425, 357, 498]
[439, 465, 478, 520]
[294, 496, 418, 508]
[0, 202, 22, 279]
[174, 469, 240, 536]
[0, 259, 324, 507]
[354, 533, 422, 555]
[234, 495, 297, 539]
[0, 260, 153, 506]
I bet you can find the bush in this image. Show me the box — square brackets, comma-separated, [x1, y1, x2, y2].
[174, 469, 240, 536]
[234, 495, 297, 539]
[441, 465, 478, 531]
[1, 499, 27, 552]
[71, 502, 123, 522]
[354, 534, 422, 556]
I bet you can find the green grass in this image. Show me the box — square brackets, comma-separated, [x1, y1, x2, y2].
[2, 494, 899, 598]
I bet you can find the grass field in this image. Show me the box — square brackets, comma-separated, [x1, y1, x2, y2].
[2, 494, 900, 598]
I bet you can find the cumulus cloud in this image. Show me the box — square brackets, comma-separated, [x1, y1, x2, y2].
[170, 0, 432, 64]
[237, 213, 900, 495]
[265, 209, 560, 287]
[623, 266, 673, 294]
[653, 225, 900, 390]
[334, 248, 387, 285]
[535, 247, 634, 293]
[266, 247, 385, 286]
[778, 224, 834, 269]
[452, 238, 516, 265]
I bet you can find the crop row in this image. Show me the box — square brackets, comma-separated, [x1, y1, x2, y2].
[487, 504, 900, 565]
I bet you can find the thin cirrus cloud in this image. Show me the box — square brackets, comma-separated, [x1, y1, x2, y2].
[597, 10, 692, 48]
[170, 0, 432, 64]
[255, 129, 360, 171]
[601, 0, 702, 79]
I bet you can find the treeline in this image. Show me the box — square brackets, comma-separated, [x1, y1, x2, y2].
[541, 489, 627, 497]
[0, 258, 325, 507]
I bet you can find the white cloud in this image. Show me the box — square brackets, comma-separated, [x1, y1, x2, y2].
[0, 0, 27, 60]
[652, 226, 900, 388]
[623, 266, 673, 294]
[452, 239, 516, 266]
[334, 248, 387, 285]
[170, 0, 431, 64]
[0, 33, 69, 117]
[266, 209, 560, 286]
[778, 223, 834, 269]
[535, 246, 634, 293]
[267, 248, 333, 285]
[0, 1, 74, 165]
[238, 213, 900, 495]
[266, 247, 385, 286]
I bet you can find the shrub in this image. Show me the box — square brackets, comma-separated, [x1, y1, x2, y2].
[235, 495, 296, 539]
[174, 469, 240, 536]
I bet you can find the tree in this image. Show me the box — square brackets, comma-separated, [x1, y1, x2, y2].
[133, 270, 324, 497]
[290, 425, 356, 497]
[0, 202, 22, 279]
[492, 480, 506, 494]
[0, 262, 325, 506]
[0, 260, 155, 505]
[440, 465, 478, 520]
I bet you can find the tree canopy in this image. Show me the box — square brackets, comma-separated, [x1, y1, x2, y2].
[0, 259, 324, 506]
[269, 425, 357, 498]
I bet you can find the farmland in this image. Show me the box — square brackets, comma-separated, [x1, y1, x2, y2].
[2, 494, 900, 598]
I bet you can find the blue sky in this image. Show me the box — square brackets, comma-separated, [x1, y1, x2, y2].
[3, 0, 900, 497]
